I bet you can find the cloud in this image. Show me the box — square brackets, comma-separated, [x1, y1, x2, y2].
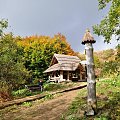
[0, 0, 118, 53]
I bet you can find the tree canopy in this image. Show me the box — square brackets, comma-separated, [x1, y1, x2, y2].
[93, 0, 120, 43]
[17, 34, 75, 80]
[0, 33, 30, 99]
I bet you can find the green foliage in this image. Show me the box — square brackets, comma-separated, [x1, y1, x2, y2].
[100, 46, 120, 77]
[111, 74, 120, 86]
[44, 94, 53, 100]
[22, 102, 32, 107]
[44, 82, 64, 91]
[17, 34, 75, 80]
[12, 88, 44, 98]
[12, 89, 32, 97]
[62, 77, 120, 120]
[115, 44, 120, 61]
[93, 0, 120, 42]
[0, 19, 8, 36]
[94, 54, 102, 68]
[44, 82, 77, 92]
[94, 116, 109, 120]
[101, 61, 119, 77]
[0, 34, 30, 99]
[93, 47, 120, 77]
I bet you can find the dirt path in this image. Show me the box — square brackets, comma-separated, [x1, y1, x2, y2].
[1, 89, 81, 120]
[32, 90, 79, 120]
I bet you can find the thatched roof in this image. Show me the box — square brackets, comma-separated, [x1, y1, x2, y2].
[44, 63, 79, 73]
[54, 54, 80, 63]
[82, 29, 96, 45]
[44, 54, 81, 73]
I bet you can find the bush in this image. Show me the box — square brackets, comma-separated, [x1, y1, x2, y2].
[12, 88, 32, 98]
[0, 81, 11, 102]
[44, 83, 64, 91]
[22, 102, 32, 107]
[111, 74, 120, 87]
[101, 61, 119, 77]
[0, 34, 30, 100]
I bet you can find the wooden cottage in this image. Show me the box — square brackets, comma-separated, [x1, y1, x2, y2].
[44, 54, 86, 82]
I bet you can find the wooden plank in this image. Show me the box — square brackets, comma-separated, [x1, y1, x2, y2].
[0, 94, 45, 109]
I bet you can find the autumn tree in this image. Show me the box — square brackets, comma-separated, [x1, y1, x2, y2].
[93, 0, 120, 43]
[17, 33, 75, 80]
[93, 46, 120, 77]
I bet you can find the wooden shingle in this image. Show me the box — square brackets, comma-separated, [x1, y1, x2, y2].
[44, 54, 81, 73]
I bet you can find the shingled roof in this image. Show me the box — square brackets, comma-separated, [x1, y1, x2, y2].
[82, 29, 96, 45]
[54, 54, 80, 63]
[44, 54, 81, 73]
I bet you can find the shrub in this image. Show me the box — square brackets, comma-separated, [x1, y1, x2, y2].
[101, 61, 119, 77]
[0, 34, 30, 100]
[22, 102, 32, 107]
[12, 88, 32, 98]
[0, 81, 11, 102]
[44, 83, 64, 91]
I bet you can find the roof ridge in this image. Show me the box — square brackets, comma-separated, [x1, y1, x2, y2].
[54, 54, 79, 58]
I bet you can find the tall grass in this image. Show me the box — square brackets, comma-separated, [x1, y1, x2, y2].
[62, 75, 120, 120]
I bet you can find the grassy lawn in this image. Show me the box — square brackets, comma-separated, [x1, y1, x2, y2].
[0, 77, 120, 120]
[61, 76, 120, 120]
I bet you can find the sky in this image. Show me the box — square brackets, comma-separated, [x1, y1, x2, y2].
[0, 0, 119, 52]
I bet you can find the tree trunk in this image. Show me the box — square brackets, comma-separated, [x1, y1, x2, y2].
[85, 43, 97, 115]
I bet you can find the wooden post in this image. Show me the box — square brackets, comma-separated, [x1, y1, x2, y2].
[85, 43, 97, 115]
[67, 71, 70, 81]
[82, 29, 97, 115]
[48, 75, 51, 81]
[60, 71, 63, 82]
[54, 72, 56, 82]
